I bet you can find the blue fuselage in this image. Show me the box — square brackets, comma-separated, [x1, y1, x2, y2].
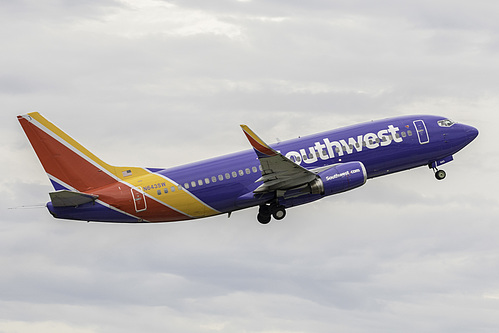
[146, 115, 478, 215]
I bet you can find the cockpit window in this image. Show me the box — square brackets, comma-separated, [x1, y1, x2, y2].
[438, 119, 455, 127]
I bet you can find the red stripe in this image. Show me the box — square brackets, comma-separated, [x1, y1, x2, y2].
[243, 131, 276, 157]
[94, 184, 191, 222]
[19, 117, 116, 191]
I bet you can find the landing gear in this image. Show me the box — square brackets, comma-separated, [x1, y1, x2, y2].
[257, 205, 271, 224]
[429, 156, 453, 181]
[429, 161, 447, 181]
[257, 212, 271, 224]
[435, 169, 446, 180]
[271, 205, 286, 220]
[257, 203, 286, 224]
[428, 162, 447, 180]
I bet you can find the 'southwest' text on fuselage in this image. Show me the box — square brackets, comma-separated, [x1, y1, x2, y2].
[284, 125, 404, 165]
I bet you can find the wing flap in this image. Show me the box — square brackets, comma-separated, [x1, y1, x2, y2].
[49, 190, 99, 207]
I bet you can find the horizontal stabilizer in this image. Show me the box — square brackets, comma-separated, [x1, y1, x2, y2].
[49, 190, 98, 207]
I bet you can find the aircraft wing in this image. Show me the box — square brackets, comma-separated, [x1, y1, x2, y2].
[240, 125, 318, 193]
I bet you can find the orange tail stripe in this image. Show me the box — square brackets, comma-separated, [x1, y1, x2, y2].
[19, 117, 117, 191]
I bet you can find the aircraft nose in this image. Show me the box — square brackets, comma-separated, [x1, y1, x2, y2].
[465, 125, 479, 142]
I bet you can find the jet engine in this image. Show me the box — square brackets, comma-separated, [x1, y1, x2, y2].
[309, 161, 367, 196]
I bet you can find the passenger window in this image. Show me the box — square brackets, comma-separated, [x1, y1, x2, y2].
[190, 181, 196, 188]
[183, 183, 189, 189]
[198, 179, 203, 186]
[401, 132, 407, 138]
[408, 130, 413, 136]
[238, 170, 244, 176]
[171, 186, 175, 192]
[219, 174, 224, 181]
[157, 189, 161, 195]
[245, 168, 251, 174]
[259, 165, 263, 171]
[211, 176, 217, 183]
[252, 166, 258, 173]
[164, 188, 168, 194]
[231, 171, 237, 178]
[225, 173, 230, 179]
[296, 156, 301, 162]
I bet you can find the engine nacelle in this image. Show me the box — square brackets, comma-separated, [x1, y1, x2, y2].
[309, 161, 367, 196]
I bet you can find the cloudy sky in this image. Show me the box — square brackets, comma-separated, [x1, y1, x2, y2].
[1, 0, 498, 332]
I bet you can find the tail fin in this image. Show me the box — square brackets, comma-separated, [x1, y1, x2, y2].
[18, 112, 143, 192]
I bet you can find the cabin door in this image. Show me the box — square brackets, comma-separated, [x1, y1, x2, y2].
[131, 187, 147, 212]
[413, 120, 429, 144]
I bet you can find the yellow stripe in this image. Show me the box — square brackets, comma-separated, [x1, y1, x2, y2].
[27, 112, 151, 181]
[128, 173, 219, 218]
[28, 112, 115, 172]
[240, 124, 269, 148]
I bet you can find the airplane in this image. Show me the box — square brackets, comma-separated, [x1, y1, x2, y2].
[18, 112, 478, 224]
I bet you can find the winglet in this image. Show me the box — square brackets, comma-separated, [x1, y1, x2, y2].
[240, 125, 278, 158]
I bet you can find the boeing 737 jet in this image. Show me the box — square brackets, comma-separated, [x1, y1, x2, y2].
[18, 112, 478, 224]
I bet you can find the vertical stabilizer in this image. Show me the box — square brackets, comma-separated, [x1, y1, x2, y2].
[18, 112, 120, 191]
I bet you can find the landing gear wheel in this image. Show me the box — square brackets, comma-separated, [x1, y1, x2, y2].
[435, 169, 446, 180]
[257, 213, 271, 224]
[271, 206, 286, 220]
[257, 205, 271, 224]
[259, 204, 270, 215]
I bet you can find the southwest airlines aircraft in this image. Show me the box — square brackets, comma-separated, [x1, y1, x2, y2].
[18, 112, 478, 224]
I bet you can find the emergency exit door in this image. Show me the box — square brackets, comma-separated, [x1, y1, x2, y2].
[413, 120, 429, 144]
[131, 187, 147, 212]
